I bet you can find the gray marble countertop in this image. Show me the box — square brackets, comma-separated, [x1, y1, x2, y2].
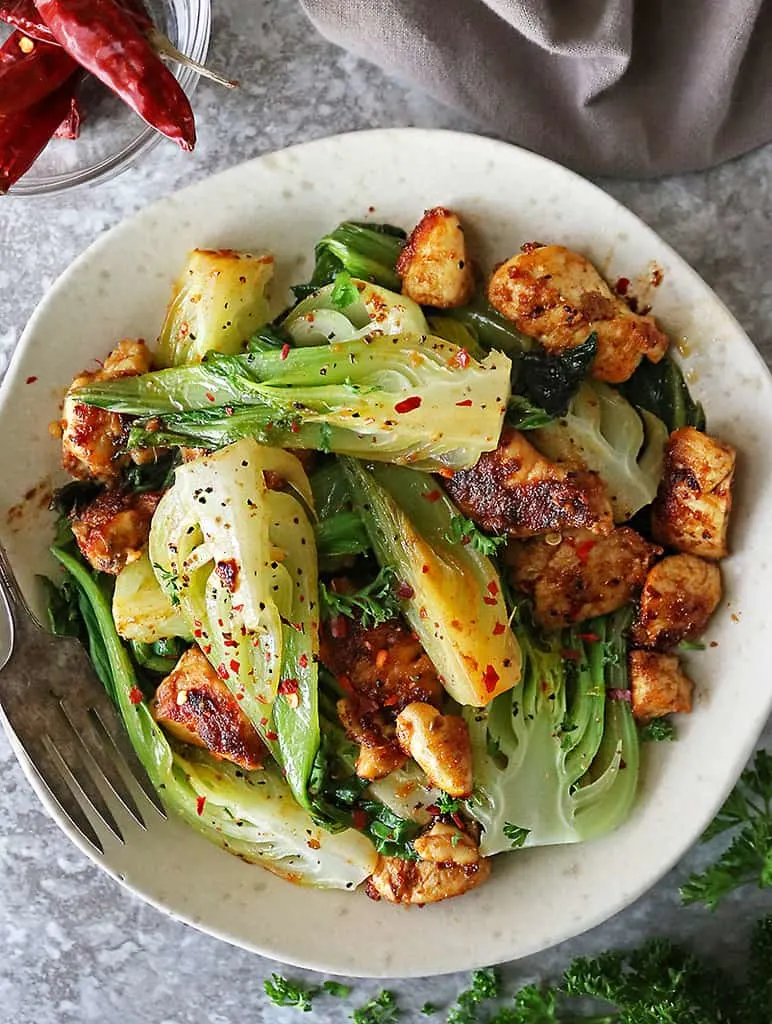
[1, 1, 771, 1020]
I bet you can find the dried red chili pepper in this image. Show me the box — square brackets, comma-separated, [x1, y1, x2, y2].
[0, 29, 77, 116]
[0, 72, 77, 192]
[33, 0, 196, 150]
[53, 95, 80, 137]
[0, 0, 55, 42]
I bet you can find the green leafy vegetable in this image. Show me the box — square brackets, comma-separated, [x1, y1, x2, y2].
[264, 974, 317, 1011]
[532, 380, 669, 522]
[351, 989, 401, 1024]
[619, 352, 706, 433]
[342, 459, 522, 707]
[148, 438, 320, 811]
[680, 749, 772, 910]
[639, 718, 676, 742]
[507, 395, 556, 431]
[465, 606, 639, 853]
[437, 293, 534, 356]
[47, 545, 377, 888]
[293, 221, 405, 301]
[445, 514, 506, 556]
[330, 270, 361, 310]
[155, 248, 274, 368]
[517, 333, 598, 417]
[112, 551, 191, 643]
[447, 968, 499, 1024]
[319, 567, 400, 629]
[74, 334, 511, 474]
[323, 981, 352, 999]
[421, 1003, 438, 1016]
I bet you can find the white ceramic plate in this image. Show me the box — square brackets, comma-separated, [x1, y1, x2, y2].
[1, 129, 771, 978]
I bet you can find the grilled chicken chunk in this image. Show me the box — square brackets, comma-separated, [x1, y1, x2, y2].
[396, 207, 475, 308]
[336, 696, 407, 781]
[395, 702, 473, 798]
[152, 647, 265, 771]
[632, 554, 722, 650]
[61, 339, 153, 483]
[488, 244, 669, 384]
[652, 427, 736, 560]
[507, 526, 660, 628]
[70, 490, 161, 575]
[629, 650, 694, 721]
[413, 822, 480, 866]
[366, 852, 490, 905]
[444, 427, 613, 538]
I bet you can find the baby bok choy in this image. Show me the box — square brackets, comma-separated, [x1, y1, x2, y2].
[74, 334, 512, 473]
[292, 221, 406, 300]
[148, 437, 320, 811]
[531, 379, 669, 522]
[156, 249, 275, 368]
[465, 605, 640, 854]
[341, 459, 522, 707]
[48, 546, 376, 888]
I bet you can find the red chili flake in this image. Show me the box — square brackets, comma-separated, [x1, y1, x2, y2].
[456, 399, 473, 407]
[437, 468, 455, 479]
[205, 392, 215, 403]
[217, 663, 229, 680]
[576, 632, 600, 642]
[25, 375, 37, 384]
[397, 582, 414, 599]
[265, 730, 279, 741]
[229, 658, 240, 673]
[394, 395, 422, 414]
[575, 539, 596, 564]
[493, 622, 506, 636]
[128, 687, 144, 705]
[419, 607, 428, 619]
[483, 596, 497, 606]
[298, 653, 308, 669]
[422, 490, 442, 502]
[451, 812, 465, 830]
[422, 564, 430, 574]
[196, 796, 206, 816]
[615, 277, 630, 295]
[352, 809, 368, 831]
[278, 678, 299, 695]
[280, 343, 291, 360]
[202, 644, 212, 655]
[487, 581, 499, 596]
[483, 664, 500, 692]
[223, 637, 238, 648]
[426, 803, 440, 817]
[224, 405, 234, 417]
[452, 348, 470, 368]
[290, 421, 300, 433]
[193, 627, 202, 638]
[609, 688, 632, 703]
[260, 717, 268, 726]
[561, 648, 581, 662]
[338, 675, 354, 694]
[382, 694, 398, 707]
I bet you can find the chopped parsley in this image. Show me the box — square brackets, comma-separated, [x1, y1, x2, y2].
[351, 989, 401, 1023]
[319, 566, 400, 629]
[445, 515, 506, 557]
[421, 1002, 438, 1015]
[502, 822, 531, 849]
[263, 973, 316, 1011]
[330, 270, 360, 310]
[639, 717, 676, 742]
[436, 791, 464, 815]
[323, 980, 352, 998]
[448, 968, 499, 1023]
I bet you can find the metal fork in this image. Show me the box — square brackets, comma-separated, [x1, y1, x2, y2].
[0, 540, 166, 853]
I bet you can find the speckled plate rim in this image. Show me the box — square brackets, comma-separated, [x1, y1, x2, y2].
[1, 128, 771, 979]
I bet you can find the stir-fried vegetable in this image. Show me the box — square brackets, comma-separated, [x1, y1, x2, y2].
[465, 605, 640, 854]
[620, 351, 706, 432]
[75, 334, 512, 472]
[49, 544, 376, 888]
[156, 249, 275, 367]
[148, 438, 320, 810]
[342, 459, 522, 706]
[531, 380, 669, 522]
[292, 221, 406, 300]
[112, 549, 191, 643]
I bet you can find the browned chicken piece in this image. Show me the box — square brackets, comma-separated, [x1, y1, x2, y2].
[396, 207, 475, 308]
[444, 426, 613, 538]
[152, 647, 265, 771]
[507, 526, 660, 628]
[629, 650, 694, 721]
[336, 697, 407, 781]
[632, 554, 722, 650]
[61, 339, 153, 483]
[320, 614, 443, 713]
[488, 244, 669, 384]
[651, 427, 736, 560]
[413, 821, 480, 866]
[366, 852, 490, 905]
[395, 702, 473, 797]
[70, 490, 162, 575]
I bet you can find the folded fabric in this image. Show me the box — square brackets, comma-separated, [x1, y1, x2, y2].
[300, 0, 771, 177]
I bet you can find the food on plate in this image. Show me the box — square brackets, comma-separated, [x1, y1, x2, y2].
[45, 212, 735, 905]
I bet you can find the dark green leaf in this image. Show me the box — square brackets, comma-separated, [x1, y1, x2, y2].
[503, 822, 531, 849]
[517, 333, 597, 417]
[619, 353, 706, 432]
[331, 271, 360, 310]
[507, 395, 556, 431]
[323, 981, 352, 998]
[264, 973, 317, 1011]
[351, 989, 401, 1023]
[639, 718, 676, 742]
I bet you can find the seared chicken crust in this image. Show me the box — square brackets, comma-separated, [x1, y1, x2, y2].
[397, 207, 475, 309]
[366, 852, 490, 904]
[70, 490, 161, 575]
[652, 427, 736, 560]
[152, 647, 265, 771]
[629, 650, 694, 721]
[488, 244, 669, 384]
[445, 427, 613, 538]
[395, 702, 473, 798]
[632, 553, 722, 650]
[336, 696, 407, 781]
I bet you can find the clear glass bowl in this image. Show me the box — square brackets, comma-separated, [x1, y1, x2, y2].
[5, 0, 210, 197]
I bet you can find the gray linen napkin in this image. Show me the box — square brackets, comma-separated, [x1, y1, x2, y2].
[300, 0, 771, 177]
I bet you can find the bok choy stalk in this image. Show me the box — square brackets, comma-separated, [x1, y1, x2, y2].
[465, 605, 640, 854]
[112, 550, 191, 643]
[148, 438, 320, 811]
[292, 221, 406, 300]
[531, 380, 669, 522]
[156, 249, 275, 368]
[341, 459, 522, 707]
[48, 546, 377, 888]
[282, 277, 428, 347]
[75, 335, 512, 473]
